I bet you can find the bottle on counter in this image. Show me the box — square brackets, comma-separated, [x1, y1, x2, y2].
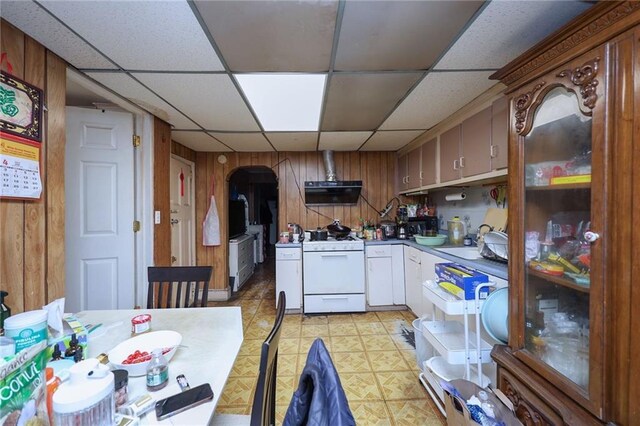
[146, 349, 169, 391]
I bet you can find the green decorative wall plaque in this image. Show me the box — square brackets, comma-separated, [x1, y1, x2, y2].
[0, 71, 43, 143]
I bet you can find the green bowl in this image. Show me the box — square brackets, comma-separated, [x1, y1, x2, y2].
[414, 235, 447, 246]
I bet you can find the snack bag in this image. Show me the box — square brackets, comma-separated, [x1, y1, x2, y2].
[0, 341, 49, 425]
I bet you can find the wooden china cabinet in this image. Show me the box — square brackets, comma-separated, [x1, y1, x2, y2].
[490, 2, 640, 425]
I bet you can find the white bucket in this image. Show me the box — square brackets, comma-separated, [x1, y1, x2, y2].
[4, 309, 48, 352]
[413, 317, 433, 371]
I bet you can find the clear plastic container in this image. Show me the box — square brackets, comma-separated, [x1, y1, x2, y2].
[53, 359, 115, 426]
[146, 349, 169, 391]
[447, 216, 465, 246]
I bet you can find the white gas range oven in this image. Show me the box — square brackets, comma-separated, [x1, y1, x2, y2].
[302, 236, 365, 314]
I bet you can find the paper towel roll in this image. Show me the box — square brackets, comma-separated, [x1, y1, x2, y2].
[445, 192, 466, 201]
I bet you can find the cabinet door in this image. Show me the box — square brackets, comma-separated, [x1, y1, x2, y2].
[512, 51, 605, 417]
[276, 260, 302, 309]
[404, 247, 422, 316]
[439, 125, 461, 183]
[407, 146, 421, 190]
[397, 154, 408, 192]
[367, 257, 393, 306]
[461, 107, 492, 177]
[391, 245, 405, 305]
[420, 138, 437, 186]
[491, 97, 509, 170]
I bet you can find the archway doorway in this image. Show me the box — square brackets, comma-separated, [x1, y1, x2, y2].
[228, 166, 278, 292]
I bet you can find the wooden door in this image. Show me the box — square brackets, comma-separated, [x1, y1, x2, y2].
[439, 125, 461, 183]
[491, 97, 509, 170]
[420, 138, 437, 186]
[407, 146, 421, 190]
[461, 106, 492, 177]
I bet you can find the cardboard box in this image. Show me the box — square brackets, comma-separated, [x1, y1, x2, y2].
[435, 263, 489, 300]
[45, 314, 88, 363]
[444, 379, 521, 426]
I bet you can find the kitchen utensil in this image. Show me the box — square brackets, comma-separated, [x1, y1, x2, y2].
[481, 287, 509, 344]
[414, 235, 447, 246]
[397, 224, 408, 240]
[380, 220, 397, 239]
[108, 330, 182, 377]
[326, 219, 351, 239]
[309, 228, 328, 241]
[447, 216, 465, 246]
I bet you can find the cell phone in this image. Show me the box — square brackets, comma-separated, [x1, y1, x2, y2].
[155, 383, 214, 420]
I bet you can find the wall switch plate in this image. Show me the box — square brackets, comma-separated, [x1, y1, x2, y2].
[154, 211, 161, 224]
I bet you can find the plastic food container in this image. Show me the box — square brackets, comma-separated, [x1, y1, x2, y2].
[131, 314, 151, 335]
[53, 359, 115, 426]
[4, 309, 48, 352]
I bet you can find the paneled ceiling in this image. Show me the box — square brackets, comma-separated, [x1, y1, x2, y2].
[1, 0, 593, 152]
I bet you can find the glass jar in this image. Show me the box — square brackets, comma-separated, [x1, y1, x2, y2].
[146, 349, 169, 391]
[447, 216, 465, 245]
[113, 369, 129, 409]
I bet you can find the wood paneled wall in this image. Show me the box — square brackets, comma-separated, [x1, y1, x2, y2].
[171, 141, 196, 163]
[0, 20, 66, 314]
[195, 151, 396, 291]
[153, 118, 172, 266]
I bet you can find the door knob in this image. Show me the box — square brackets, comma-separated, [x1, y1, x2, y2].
[584, 231, 600, 242]
[170, 219, 179, 225]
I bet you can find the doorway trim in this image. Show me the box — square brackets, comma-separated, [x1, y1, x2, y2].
[67, 68, 154, 308]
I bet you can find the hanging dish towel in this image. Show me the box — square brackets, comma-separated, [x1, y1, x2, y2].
[203, 176, 220, 246]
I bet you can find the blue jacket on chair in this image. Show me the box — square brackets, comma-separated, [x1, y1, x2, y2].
[283, 338, 356, 426]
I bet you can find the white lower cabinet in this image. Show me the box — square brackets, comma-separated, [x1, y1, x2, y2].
[275, 247, 302, 310]
[403, 246, 423, 316]
[229, 234, 254, 292]
[366, 244, 405, 306]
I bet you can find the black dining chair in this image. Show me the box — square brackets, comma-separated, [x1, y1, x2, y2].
[211, 291, 286, 426]
[146, 266, 212, 309]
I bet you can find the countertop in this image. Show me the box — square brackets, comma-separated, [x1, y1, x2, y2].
[365, 239, 508, 280]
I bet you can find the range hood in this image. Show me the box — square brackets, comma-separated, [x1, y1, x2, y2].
[304, 151, 362, 206]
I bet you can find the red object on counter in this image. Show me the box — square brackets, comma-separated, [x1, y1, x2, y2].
[131, 314, 152, 335]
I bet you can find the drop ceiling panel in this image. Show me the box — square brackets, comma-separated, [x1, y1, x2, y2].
[380, 71, 496, 130]
[319, 132, 373, 151]
[1, 1, 116, 70]
[321, 73, 422, 131]
[194, 0, 338, 72]
[209, 133, 273, 152]
[360, 131, 424, 151]
[334, 1, 483, 71]
[436, 1, 593, 70]
[266, 133, 318, 151]
[133, 73, 260, 131]
[172, 131, 229, 152]
[86, 72, 198, 129]
[39, 0, 223, 71]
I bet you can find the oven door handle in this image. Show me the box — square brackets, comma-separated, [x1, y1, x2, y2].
[321, 296, 349, 300]
[319, 253, 349, 257]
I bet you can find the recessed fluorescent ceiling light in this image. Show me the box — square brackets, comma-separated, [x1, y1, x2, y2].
[235, 74, 326, 131]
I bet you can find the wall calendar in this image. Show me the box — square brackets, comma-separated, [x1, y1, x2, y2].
[1, 132, 42, 200]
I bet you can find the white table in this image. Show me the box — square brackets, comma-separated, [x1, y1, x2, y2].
[77, 307, 243, 425]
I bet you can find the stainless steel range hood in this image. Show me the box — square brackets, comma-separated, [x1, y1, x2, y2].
[304, 151, 362, 206]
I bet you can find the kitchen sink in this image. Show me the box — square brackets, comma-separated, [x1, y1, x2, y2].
[435, 247, 482, 260]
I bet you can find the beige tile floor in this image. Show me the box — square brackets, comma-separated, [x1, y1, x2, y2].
[210, 258, 445, 425]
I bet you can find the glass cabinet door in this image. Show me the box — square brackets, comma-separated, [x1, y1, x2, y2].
[522, 87, 593, 389]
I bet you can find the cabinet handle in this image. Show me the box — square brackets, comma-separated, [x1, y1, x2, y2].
[453, 159, 459, 170]
[490, 145, 497, 158]
[584, 231, 600, 243]
[420, 171, 423, 180]
[406, 176, 410, 184]
[459, 156, 465, 168]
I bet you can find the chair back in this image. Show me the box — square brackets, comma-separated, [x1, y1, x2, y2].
[250, 291, 286, 426]
[147, 266, 212, 309]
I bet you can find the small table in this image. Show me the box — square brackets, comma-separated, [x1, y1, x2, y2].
[76, 307, 243, 425]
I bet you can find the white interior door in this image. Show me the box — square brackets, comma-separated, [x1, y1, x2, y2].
[65, 107, 134, 312]
[170, 155, 195, 266]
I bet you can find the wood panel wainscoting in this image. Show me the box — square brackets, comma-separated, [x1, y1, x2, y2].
[194, 151, 397, 296]
[0, 20, 66, 315]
